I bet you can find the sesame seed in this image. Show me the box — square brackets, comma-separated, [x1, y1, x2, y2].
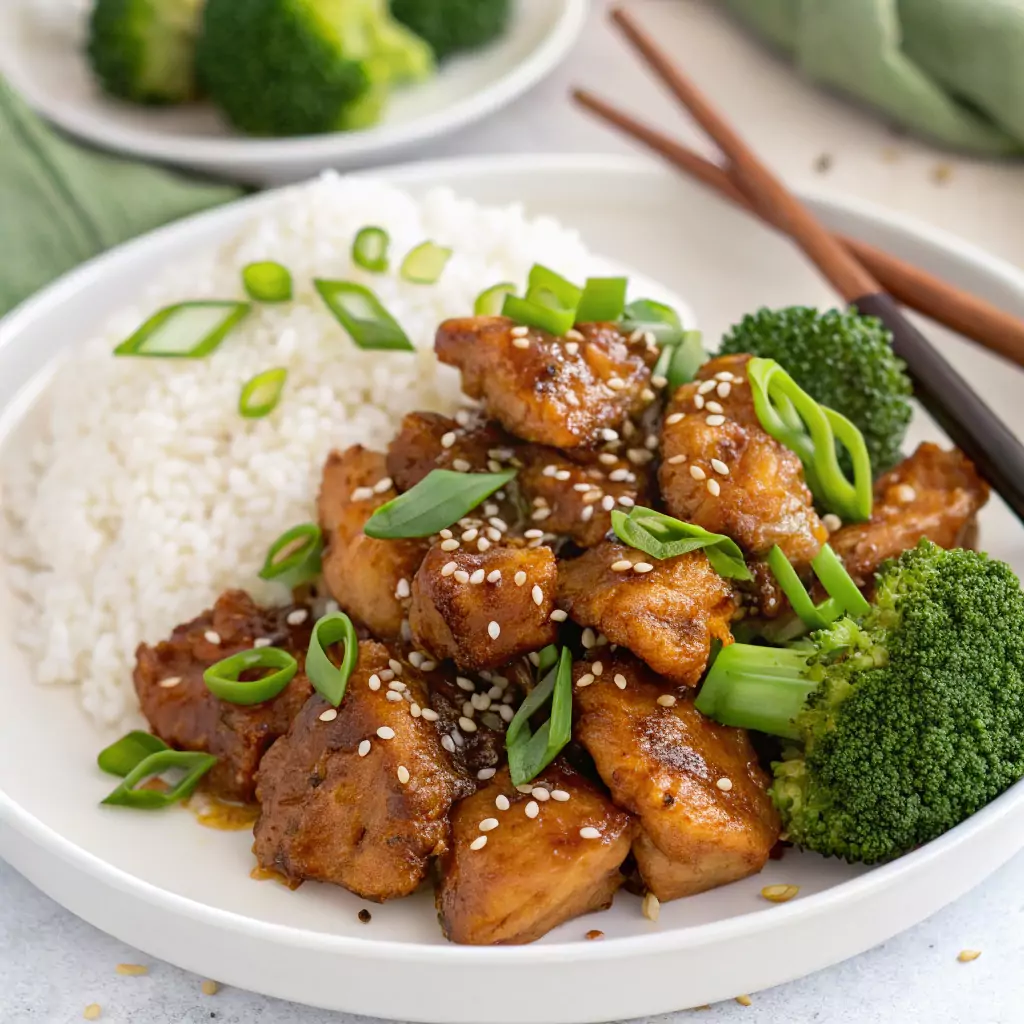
[716, 777, 733, 792]
[455, 409, 472, 426]
[566, 328, 585, 341]
[496, 794, 511, 810]
[460, 716, 478, 733]
[531, 508, 551, 521]
[761, 884, 800, 903]
[441, 561, 457, 577]
[576, 673, 595, 688]
[351, 486, 374, 501]
[579, 827, 601, 840]
[633, 562, 654, 574]
[286, 608, 309, 626]
[470, 835, 488, 850]
[565, 341, 580, 356]
[707, 479, 721, 497]
[894, 483, 917, 503]
[711, 458, 729, 476]
[611, 559, 633, 572]
[319, 708, 338, 722]
[512, 571, 527, 588]
[512, 337, 530, 349]
[386, 691, 403, 702]
[487, 684, 503, 699]
[598, 452, 618, 465]
[614, 673, 628, 690]
[629, 328, 643, 343]
[204, 630, 221, 645]
[642, 892, 661, 922]
[511, 324, 530, 337]
[690, 465, 706, 481]
[608, 468, 629, 483]
[462, 701, 475, 718]
[524, 528, 544, 539]
[440, 528, 453, 539]
[822, 513, 842, 533]
[376, 726, 396, 740]
[531, 584, 544, 607]
[606, 377, 626, 391]
[373, 477, 393, 494]
[706, 414, 726, 426]
[469, 569, 485, 585]
[581, 505, 594, 522]
[397, 766, 411, 784]
[358, 739, 371, 757]
[717, 381, 732, 398]
[158, 676, 181, 689]
[368, 674, 383, 693]
[542, 463, 558, 478]
[736, 995, 752, 1007]
[454, 570, 470, 583]
[487, 569, 502, 583]
[409, 651, 424, 668]
[582, 627, 596, 648]
[667, 454, 686, 465]
[705, 400, 724, 414]
[550, 609, 568, 622]
[422, 659, 437, 672]
[714, 370, 734, 381]
[643, 331, 657, 346]
[591, 661, 604, 676]
[618, 495, 635, 507]
[410, 704, 421, 717]
[487, 620, 501, 640]
[694, 394, 705, 410]
[665, 412, 684, 426]
[452, 458, 471, 472]
[485, 527, 501, 542]
[421, 708, 439, 722]
[462, 528, 479, 542]
[472, 693, 491, 712]
[958, 949, 982, 963]
[499, 704, 514, 722]
[601, 495, 615, 511]
[516, 784, 534, 794]
[457, 676, 475, 692]
[531, 787, 551, 802]
[551, 789, 570, 802]
[525, 801, 540, 818]
[388, 659, 403, 675]
[440, 538, 460, 552]
[395, 578, 410, 599]
[253, 638, 272, 648]
[440, 431, 457, 449]
[479, 817, 499, 831]
[600, 428, 619, 442]
[477, 767, 497, 780]
[582, 490, 602, 504]
[698, 379, 717, 395]
[441, 735, 456, 753]
[656, 694, 676, 707]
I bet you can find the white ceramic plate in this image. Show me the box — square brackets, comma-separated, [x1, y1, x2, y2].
[2, 155, 1024, 1024]
[0, 0, 587, 184]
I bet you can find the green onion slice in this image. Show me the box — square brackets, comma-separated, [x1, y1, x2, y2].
[767, 544, 870, 633]
[536, 643, 560, 675]
[239, 367, 287, 419]
[508, 648, 573, 786]
[576, 277, 627, 322]
[113, 301, 251, 358]
[611, 506, 752, 581]
[667, 331, 708, 390]
[812, 544, 870, 619]
[258, 523, 322, 589]
[314, 279, 413, 351]
[306, 612, 359, 706]
[352, 226, 390, 273]
[502, 293, 575, 336]
[400, 241, 452, 284]
[527, 264, 582, 311]
[622, 297, 684, 345]
[101, 750, 217, 809]
[363, 468, 516, 539]
[747, 357, 873, 522]
[203, 648, 298, 705]
[474, 281, 517, 316]
[97, 731, 169, 777]
[242, 261, 292, 302]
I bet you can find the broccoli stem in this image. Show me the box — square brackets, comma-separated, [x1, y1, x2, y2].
[694, 644, 816, 740]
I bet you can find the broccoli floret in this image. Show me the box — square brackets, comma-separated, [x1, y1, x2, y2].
[196, 0, 433, 137]
[87, 0, 202, 105]
[720, 306, 913, 476]
[696, 540, 1024, 863]
[390, 0, 511, 61]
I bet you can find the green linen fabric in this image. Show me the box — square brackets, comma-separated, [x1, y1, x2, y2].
[0, 78, 240, 318]
[724, 0, 1024, 155]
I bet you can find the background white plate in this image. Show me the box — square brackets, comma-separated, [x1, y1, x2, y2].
[1, 155, 1024, 1023]
[0, 0, 587, 184]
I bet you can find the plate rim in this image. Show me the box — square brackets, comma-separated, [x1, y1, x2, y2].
[0, 0, 588, 167]
[3, 151, 1024, 969]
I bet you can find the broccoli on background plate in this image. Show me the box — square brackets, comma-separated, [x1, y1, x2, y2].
[696, 540, 1024, 864]
[88, 0, 203, 105]
[390, 0, 512, 61]
[720, 305, 913, 477]
[196, 0, 434, 137]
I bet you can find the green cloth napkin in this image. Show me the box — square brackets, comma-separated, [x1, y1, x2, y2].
[0, 78, 241, 318]
[723, 0, 1024, 155]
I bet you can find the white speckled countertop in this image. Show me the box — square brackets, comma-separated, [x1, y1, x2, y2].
[3, 1, 1024, 1021]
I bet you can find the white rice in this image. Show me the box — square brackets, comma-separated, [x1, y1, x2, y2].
[0, 173, 603, 728]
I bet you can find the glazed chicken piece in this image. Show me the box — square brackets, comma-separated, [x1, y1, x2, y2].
[436, 762, 637, 944]
[386, 410, 517, 492]
[134, 590, 313, 803]
[518, 446, 649, 548]
[318, 445, 429, 640]
[557, 542, 735, 687]
[426, 667, 511, 778]
[659, 354, 827, 568]
[573, 654, 780, 901]
[828, 442, 989, 588]
[410, 543, 558, 672]
[254, 641, 472, 902]
[436, 317, 657, 448]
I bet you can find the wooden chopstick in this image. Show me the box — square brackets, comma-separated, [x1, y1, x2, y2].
[572, 89, 1024, 371]
[605, 6, 1024, 524]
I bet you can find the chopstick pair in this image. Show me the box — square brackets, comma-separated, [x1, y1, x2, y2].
[574, 7, 1024, 525]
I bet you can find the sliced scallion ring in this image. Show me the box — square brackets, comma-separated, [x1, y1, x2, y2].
[258, 523, 322, 589]
[501, 293, 575, 336]
[352, 226, 390, 273]
[536, 643, 560, 675]
[306, 612, 359, 706]
[242, 261, 292, 302]
[314, 279, 414, 351]
[400, 241, 452, 284]
[508, 648, 573, 786]
[812, 544, 870, 620]
[622, 297, 684, 345]
[363, 468, 516, 539]
[203, 648, 298, 705]
[113, 301, 251, 358]
[474, 282, 517, 316]
[527, 264, 582, 311]
[97, 731, 169, 777]
[667, 331, 708, 390]
[239, 367, 287, 419]
[576, 277, 627, 322]
[101, 749, 217, 809]
[766, 543, 870, 633]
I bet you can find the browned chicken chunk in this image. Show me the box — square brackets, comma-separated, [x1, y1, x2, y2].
[574, 655, 780, 901]
[254, 641, 471, 902]
[660, 354, 827, 567]
[557, 542, 735, 687]
[318, 445, 428, 640]
[425, 666, 510, 777]
[436, 762, 637, 944]
[829, 442, 990, 587]
[410, 543, 558, 671]
[436, 317, 657, 448]
[134, 590, 313, 803]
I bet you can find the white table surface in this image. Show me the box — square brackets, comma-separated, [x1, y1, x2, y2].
[4, 1, 1024, 1021]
